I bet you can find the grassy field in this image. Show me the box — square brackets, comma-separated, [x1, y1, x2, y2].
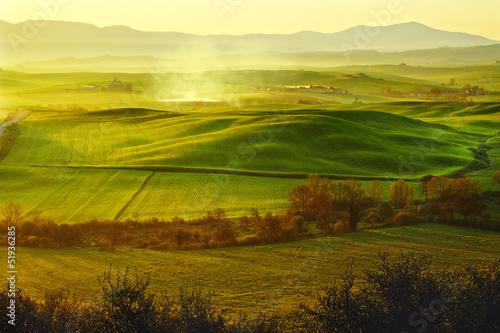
[0, 164, 405, 222]
[16, 224, 500, 316]
[1, 101, 498, 222]
[0, 165, 305, 222]
[2, 106, 489, 177]
[1, 65, 499, 109]
[1, 66, 499, 328]
[0, 101, 498, 222]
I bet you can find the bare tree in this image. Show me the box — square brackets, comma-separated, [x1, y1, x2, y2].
[0, 202, 24, 225]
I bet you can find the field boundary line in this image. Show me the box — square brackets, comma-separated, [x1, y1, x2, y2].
[25, 164, 417, 182]
[114, 172, 156, 220]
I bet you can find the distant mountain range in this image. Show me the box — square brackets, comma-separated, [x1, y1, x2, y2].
[0, 20, 498, 67]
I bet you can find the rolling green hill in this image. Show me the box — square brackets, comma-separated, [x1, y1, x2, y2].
[3, 107, 487, 177]
[1, 67, 498, 222]
[1, 102, 497, 222]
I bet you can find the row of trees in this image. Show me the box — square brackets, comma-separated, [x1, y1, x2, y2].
[288, 173, 497, 234]
[287, 175, 412, 234]
[2, 252, 498, 332]
[383, 85, 444, 99]
[1, 172, 498, 250]
[384, 83, 492, 101]
[0, 204, 311, 250]
[288, 175, 375, 233]
[417, 174, 488, 224]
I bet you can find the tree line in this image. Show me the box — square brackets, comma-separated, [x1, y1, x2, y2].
[0, 205, 312, 250]
[1, 171, 498, 250]
[288, 172, 499, 234]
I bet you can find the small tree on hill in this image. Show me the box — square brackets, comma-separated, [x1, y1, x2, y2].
[171, 228, 192, 250]
[450, 177, 482, 197]
[306, 174, 330, 195]
[367, 180, 383, 206]
[249, 208, 261, 224]
[307, 191, 334, 227]
[429, 88, 442, 99]
[102, 224, 126, 250]
[427, 176, 450, 201]
[419, 175, 434, 202]
[256, 212, 284, 243]
[452, 194, 484, 222]
[288, 184, 313, 217]
[388, 180, 413, 209]
[330, 179, 365, 230]
[212, 222, 237, 246]
[213, 208, 227, 222]
[238, 215, 252, 233]
[0, 202, 24, 226]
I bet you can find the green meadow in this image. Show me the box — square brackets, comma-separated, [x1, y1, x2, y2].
[0, 102, 497, 222]
[3, 107, 485, 176]
[0, 58, 499, 329]
[16, 224, 500, 316]
[1, 65, 499, 222]
[0, 165, 305, 222]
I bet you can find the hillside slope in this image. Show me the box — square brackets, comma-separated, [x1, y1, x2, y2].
[2, 107, 488, 178]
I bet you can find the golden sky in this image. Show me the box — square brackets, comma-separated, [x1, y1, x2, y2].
[1, 0, 499, 39]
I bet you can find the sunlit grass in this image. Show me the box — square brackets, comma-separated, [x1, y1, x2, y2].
[17, 224, 500, 316]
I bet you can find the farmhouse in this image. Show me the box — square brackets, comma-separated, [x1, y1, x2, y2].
[282, 85, 349, 94]
[81, 84, 101, 91]
[107, 77, 133, 92]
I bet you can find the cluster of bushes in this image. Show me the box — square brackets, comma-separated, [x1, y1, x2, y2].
[299, 251, 500, 332]
[287, 175, 408, 234]
[287, 172, 498, 235]
[0, 204, 312, 250]
[0, 268, 282, 333]
[416, 174, 499, 230]
[2, 252, 498, 332]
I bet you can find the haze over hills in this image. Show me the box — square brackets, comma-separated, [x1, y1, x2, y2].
[0, 20, 498, 66]
[6, 44, 500, 73]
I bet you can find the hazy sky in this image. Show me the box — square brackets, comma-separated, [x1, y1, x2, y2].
[1, 0, 499, 39]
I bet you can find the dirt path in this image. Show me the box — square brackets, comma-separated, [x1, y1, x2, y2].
[0, 110, 31, 137]
[114, 172, 156, 220]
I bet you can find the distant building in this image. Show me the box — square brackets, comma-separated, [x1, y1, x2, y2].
[353, 97, 363, 104]
[355, 73, 368, 78]
[81, 84, 101, 91]
[107, 77, 132, 92]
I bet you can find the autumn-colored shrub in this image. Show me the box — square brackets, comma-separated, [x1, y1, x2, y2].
[238, 235, 262, 246]
[390, 211, 421, 226]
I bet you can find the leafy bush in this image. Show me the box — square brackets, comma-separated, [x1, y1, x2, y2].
[299, 251, 500, 333]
